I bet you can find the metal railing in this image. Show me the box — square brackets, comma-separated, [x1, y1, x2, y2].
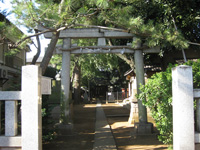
[106, 92, 129, 103]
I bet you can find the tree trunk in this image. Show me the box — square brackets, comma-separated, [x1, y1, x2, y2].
[40, 31, 60, 75]
[31, 29, 41, 65]
[73, 62, 81, 104]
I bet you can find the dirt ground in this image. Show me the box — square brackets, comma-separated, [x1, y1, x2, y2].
[102, 103, 168, 150]
[43, 104, 96, 150]
[43, 100, 200, 150]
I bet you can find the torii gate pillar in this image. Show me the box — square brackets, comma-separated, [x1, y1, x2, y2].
[134, 50, 147, 123]
[133, 38, 153, 134]
[60, 38, 71, 124]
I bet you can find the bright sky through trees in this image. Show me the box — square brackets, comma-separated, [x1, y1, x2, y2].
[0, 0, 50, 59]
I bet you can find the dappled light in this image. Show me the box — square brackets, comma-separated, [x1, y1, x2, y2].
[101, 102, 168, 150]
[83, 104, 96, 108]
[43, 104, 96, 150]
[119, 145, 168, 150]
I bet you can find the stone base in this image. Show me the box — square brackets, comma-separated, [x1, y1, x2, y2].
[130, 132, 158, 140]
[196, 132, 200, 143]
[55, 123, 74, 135]
[133, 122, 153, 135]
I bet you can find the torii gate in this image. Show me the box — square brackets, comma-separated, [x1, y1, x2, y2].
[42, 27, 160, 134]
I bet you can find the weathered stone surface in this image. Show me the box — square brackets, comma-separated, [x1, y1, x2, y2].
[5, 101, 18, 136]
[0, 136, 21, 147]
[21, 65, 42, 150]
[0, 91, 22, 100]
[61, 38, 71, 123]
[133, 122, 153, 135]
[172, 65, 194, 150]
[134, 49, 147, 123]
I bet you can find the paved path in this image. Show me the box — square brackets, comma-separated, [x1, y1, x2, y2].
[93, 101, 117, 150]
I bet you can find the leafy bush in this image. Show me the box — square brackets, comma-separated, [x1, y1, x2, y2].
[42, 95, 57, 142]
[138, 60, 200, 145]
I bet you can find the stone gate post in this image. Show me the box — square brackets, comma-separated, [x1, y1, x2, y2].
[172, 65, 194, 150]
[134, 49, 147, 123]
[22, 65, 42, 150]
[61, 38, 71, 123]
[131, 37, 153, 134]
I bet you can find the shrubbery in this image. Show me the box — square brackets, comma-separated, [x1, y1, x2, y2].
[138, 59, 200, 145]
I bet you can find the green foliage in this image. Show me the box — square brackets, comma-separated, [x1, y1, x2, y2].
[138, 60, 200, 145]
[0, 16, 30, 56]
[94, 0, 199, 49]
[138, 64, 174, 145]
[42, 95, 57, 142]
[50, 54, 62, 70]
[0, 21, 6, 31]
[42, 67, 59, 142]
[8, 0, 200, 53]
[185, 59, 200, 88]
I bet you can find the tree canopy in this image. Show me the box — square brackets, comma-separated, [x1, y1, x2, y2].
[1, 0, 199, 74]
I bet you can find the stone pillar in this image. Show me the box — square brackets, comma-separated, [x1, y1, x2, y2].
[5, 101, 18, 136]
[134, 50, 147, 123]
[131, 37, 153, 134]
[172, 65, 194, 150]
[128, 77, 138, 124]
[61, 38, 71, 124]
[131, 77, 137, 100]
[128, 82, 131, 97]
[197, 99, 200, 132]
[0, 84, 2, 135]
[22, 65, 42, 150]
[0, 101, 1, 135]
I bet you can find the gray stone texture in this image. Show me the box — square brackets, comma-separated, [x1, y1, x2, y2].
[21, 65, 42, 150]
[172, 65, 195, 150]
[5, 101, 18, 136]
[134, 49, 147, 123]
[61, 38, 71, 123]
[133, 122, 153, 135]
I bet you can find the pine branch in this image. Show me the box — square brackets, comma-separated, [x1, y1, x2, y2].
[171, 14, 187, 62]
[188, 41, 200, 46]
[76, 23, 130, 33]
[31, 29, 41, 65]
[10, 28, 56, 49]
[58, 0, 65, 15]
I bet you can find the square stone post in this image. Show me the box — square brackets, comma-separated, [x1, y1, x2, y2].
[0, 101, 1, 135]
[128, 82, 131, 97]
[197, 99, 200, 132]
[131, 77, 136, 99]
[22, 65, 42, 150]
[172, 65, 194, 150]
[5, 101, 18, 136]
[128, 77, 138, 124]
[61, 38, 71, 124]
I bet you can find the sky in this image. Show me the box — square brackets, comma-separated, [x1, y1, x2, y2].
[0, 0, 50, 59]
